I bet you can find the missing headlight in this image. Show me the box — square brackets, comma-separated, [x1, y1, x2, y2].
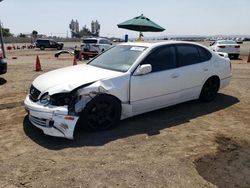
[50, 93, 75, 106]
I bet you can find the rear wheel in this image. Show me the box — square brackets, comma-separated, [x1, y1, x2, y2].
[199, 77, 219, 102]
[234, 54, 239, 59]
[78, 94, 121, 131]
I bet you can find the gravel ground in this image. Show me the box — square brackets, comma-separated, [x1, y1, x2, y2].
[0, 42, 250, 188]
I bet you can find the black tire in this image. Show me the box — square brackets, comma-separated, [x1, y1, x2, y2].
[234, 54, 239, 59]
[40, 46, 45, 50]
[78, 94, 121, 131]
[84, 54, 89, 60]
[199, 77, 219, 102]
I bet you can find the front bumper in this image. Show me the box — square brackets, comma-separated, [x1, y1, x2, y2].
[24, 96, 79, 139]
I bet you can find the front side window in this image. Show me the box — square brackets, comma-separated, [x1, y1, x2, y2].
[89, 45, 147, 72]
[142, 45, 176, 72]
[176, 45, 200, 66]
[50, 41, 56, 46]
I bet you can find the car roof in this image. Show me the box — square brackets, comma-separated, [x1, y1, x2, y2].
[83, 38, 109, 40]
[118, 40, 207, 48]
[37, 39, 54, 41]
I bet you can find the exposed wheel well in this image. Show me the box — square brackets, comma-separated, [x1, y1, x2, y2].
[98, 93, 122, 105]
[76, 93, 122, 116]
[75, 93, 122, 132]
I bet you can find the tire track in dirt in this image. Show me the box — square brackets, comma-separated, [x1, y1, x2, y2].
[0, 101, 24, 110]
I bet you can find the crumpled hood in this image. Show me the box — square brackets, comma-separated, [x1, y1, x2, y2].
[32, 64, 123, 94]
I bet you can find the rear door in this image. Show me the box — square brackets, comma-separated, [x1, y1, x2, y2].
[175, 44, 212, 101]
[130, 45, 181, 115]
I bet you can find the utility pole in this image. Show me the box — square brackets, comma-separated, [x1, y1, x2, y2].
[0, 20, 6, 58]
[0, 0, 5, 58]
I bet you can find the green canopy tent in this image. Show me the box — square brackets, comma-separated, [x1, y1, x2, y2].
[117, 14, 165, 40]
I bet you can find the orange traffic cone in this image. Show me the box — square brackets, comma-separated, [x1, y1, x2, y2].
[35, 55, 42, 71]
[73, 56, 77, 65]
[247, 52, 250, 63]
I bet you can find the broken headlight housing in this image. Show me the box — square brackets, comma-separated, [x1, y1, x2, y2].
[50, 93, 76, 106]
[40, 92, 50, 105]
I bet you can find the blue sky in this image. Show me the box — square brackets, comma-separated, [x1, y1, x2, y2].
[0, 0, 249, 38]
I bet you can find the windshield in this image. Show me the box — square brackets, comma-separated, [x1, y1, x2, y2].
[89, 45, 147, 72]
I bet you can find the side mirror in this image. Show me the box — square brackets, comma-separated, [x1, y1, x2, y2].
[133, 64, 152, 76]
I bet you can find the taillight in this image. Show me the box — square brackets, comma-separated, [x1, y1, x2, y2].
[235, 45, 240, 48]
[218, 45, 226, 48]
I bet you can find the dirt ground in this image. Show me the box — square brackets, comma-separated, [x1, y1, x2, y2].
[0, 42, 250, 188]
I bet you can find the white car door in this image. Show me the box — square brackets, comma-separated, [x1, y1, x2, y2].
[130, 45, 181, 115]
[175, 44, 212, 101]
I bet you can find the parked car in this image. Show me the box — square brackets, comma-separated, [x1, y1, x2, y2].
[235, 38, 244, 44]
[24, 41, 232, 139]
[80, 38, 112, 59]
[0, 49, 7, 75]
[210, 40, 240, 59]
[35, 39, 64, 50]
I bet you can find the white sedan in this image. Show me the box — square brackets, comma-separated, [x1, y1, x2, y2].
[210, 40, 240, 59]
[24, 41, 232, 139]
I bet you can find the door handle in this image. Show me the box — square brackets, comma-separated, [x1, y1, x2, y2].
[171, 73, 179, 78]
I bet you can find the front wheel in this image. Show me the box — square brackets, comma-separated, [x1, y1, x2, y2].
[78, 94, 121, 131]
[199, 77, 219, 102]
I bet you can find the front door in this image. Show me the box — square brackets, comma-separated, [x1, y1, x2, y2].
[130, 45, 181, 115]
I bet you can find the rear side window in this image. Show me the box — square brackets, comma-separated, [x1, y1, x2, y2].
[176, 45, 200, 66]
[83, 39, 97, 44]
[40, 40, 49, 45]
[142, 45, 176, 72]
[197, 46, 212, 62]
[99, 39, 111, 45]
[99, 40, 104, 44]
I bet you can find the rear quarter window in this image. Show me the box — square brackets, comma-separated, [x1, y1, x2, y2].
[197, 46, 212, 62]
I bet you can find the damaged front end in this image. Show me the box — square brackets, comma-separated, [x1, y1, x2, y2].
[25, 81, 117, 139]
[25, 76, 132, 139]
[25, 92, 79, 139]
[25, 84, 92, 139]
